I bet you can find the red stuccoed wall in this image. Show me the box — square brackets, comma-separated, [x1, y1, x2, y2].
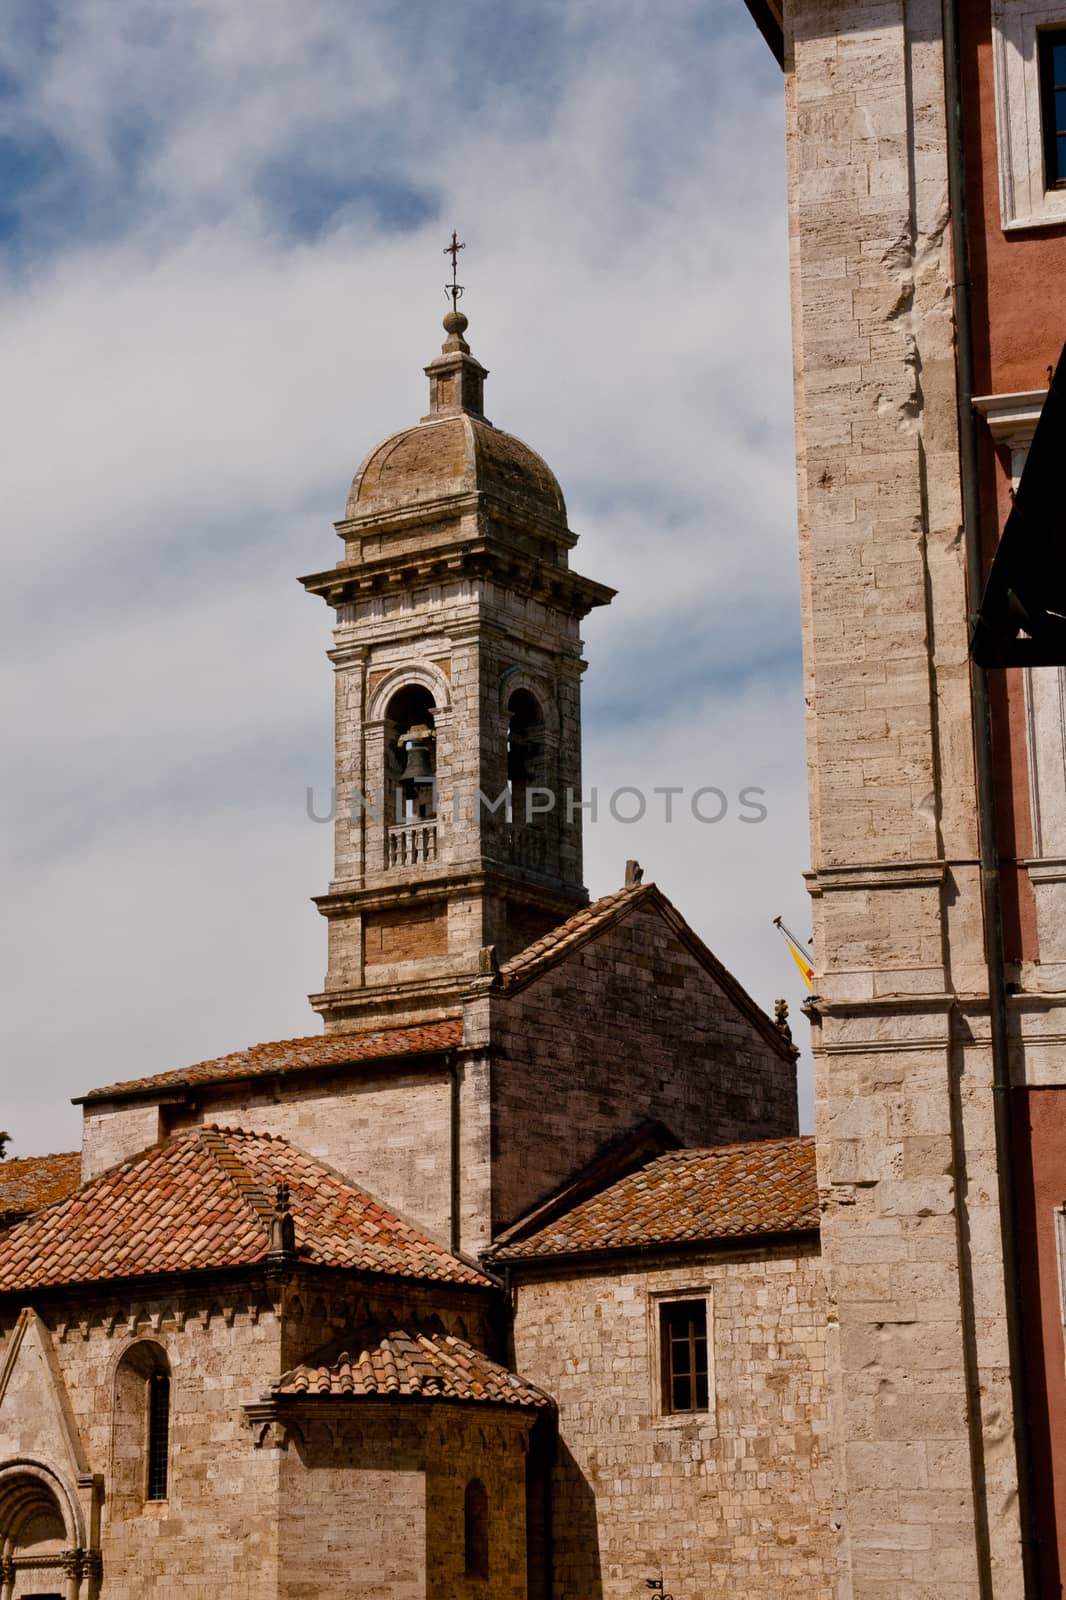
[961, 10, 1066, 1593]
[960, 2, 1066, 966]
[1014, 1088, 1066, 1593]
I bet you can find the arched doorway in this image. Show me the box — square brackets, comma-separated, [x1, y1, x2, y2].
[0, 1464, 94, 1599]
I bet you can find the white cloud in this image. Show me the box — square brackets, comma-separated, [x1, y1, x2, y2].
[0, 0, 811, 1157]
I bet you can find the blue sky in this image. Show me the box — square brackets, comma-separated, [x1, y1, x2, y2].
[0, 0, 811, 1154]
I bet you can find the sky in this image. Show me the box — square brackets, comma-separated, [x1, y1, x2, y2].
[0, 0, 812, 1157]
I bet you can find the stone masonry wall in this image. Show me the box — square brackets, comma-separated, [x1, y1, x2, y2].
[785, 1, 1024, 1594]
[0, 1285, 282, 1598]
[484, 902, 797, 1231]
[511, 1243, 835, 1599]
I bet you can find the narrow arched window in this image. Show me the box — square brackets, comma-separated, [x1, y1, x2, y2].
[147, 1370, 170, 1500]
[464, 1477, 489, 1579]
[112, 1341, 172, 1512]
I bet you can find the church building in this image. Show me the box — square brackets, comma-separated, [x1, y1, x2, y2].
[0, 306, 832, 1598]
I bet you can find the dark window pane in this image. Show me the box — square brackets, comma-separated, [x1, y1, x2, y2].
[660, 1299, 709, 1414]
[672, 1374, 692, 1410]
[147, 1372, 170, 1500]
[1042, 31, 1066, 185]
[464, 1479, 489, 1579]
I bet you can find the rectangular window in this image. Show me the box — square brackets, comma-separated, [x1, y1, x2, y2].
[660, 1299, 709, 1415]
[1040, 28, 1066, 189]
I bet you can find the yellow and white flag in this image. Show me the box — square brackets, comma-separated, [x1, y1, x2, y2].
[773, 916, 814, 990]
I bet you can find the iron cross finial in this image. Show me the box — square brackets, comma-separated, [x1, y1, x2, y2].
[444, 230, 466, 310]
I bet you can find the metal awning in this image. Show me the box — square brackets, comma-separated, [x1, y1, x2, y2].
[970, 342, 1066, 667]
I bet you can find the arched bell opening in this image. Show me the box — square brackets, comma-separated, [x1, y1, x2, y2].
[386, 685, 438, 825]
[507, 689, 545, 814]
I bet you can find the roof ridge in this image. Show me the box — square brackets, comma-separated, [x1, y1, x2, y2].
[78, 1016, 465, 1106]
[656, 1133, 814, 1160]
[499, 882, 651, 981]
[195, 1126, 278, 1227]
[0, 1150, 79, 1166]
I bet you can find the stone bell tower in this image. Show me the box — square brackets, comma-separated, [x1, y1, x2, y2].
[301, 298, 614, 1031]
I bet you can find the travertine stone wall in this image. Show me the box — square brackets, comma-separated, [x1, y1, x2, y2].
[486, 902, 797, 1231]
[0, 1287, 282, 1597]
[424, 1409, 533, 1600]
[785, 1, 1022, 1594]
[276, 1410, 427, 1600]
[80, 1101, 162, 1185]
[0, 1276, 509, 1599]
[511, 1244, 835, 1599]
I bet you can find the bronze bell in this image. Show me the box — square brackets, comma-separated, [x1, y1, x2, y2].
[507, 729, 543, 783]
[398, 724, 436, 787]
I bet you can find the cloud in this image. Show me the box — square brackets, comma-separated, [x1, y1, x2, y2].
[0, 0, 810, 1156]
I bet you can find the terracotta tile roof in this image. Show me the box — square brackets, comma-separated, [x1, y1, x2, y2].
[273, 1325, 551, 1409]
[499, 884, 646, 986]
[79, 1019, 464, 1104]
[490, 1136, 818, 1261]
[499, 883, 794, 1061]
[0, 1126, 489, 1293]
[0, 1153, 81, 1223]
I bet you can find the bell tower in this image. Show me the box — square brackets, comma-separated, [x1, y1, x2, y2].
[301, 289, 614, 1031]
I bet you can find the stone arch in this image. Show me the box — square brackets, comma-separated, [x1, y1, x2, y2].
[0, 1459, 83, 1576]
[498, 666, 558, 735]
[366, 662, 451, 725]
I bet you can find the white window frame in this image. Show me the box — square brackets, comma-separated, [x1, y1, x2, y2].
[991, 1, 1066, 229]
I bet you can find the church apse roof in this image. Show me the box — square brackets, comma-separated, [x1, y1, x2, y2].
[272, 1324, 551, 1410]
[76, 1017, 464, 1105]
[0, 1151, 81, 1227]
[488, 1136, 818, 1263]
[0, 1125, 490, 1294]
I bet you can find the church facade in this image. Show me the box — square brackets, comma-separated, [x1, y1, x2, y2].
[0, 309, 832, 1598]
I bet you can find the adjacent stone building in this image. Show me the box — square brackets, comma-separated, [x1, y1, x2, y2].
[742, 1, 1066, 1596]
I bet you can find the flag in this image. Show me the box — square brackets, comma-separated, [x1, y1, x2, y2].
[773, 916, 814, 989]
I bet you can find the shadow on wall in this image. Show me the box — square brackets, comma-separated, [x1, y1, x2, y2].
[551, 1440, 603, 1600]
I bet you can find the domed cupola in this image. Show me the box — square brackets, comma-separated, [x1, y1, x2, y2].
[339, 307, 569, 555]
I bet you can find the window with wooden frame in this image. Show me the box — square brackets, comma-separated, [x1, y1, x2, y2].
[1040, 28, 1066, 188]
[659, 1298, 709, 1415]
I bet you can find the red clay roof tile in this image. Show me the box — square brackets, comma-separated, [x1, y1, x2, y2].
[0, 1152, 81, 1222]
[79, 1019, 464, 1103]
[273, 1324, 551, 1409]
[0, 1126, 488, 1293]
[490, 1136, 818, 1261]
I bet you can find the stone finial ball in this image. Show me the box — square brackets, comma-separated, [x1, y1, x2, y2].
[443, 309, 469, 336]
